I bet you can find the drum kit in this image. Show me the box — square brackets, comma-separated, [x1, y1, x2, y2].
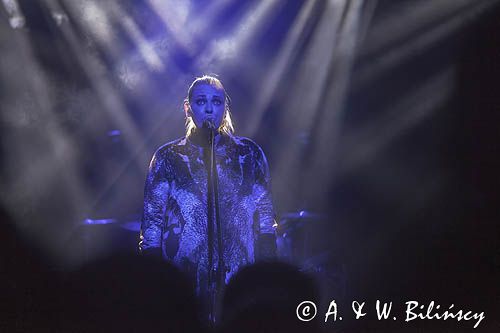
[71, 210, 347, 296]
[76, 210, 330, 263]
[276, 210, 347, 298]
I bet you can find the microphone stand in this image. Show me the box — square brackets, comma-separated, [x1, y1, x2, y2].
[206, 127, 224, 324]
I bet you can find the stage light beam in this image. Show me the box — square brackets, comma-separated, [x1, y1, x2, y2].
[2, 0, 25, 29]
[195, 0, 283, 69]
[106, 1, 165, 72]
[245, 0, 320, 136]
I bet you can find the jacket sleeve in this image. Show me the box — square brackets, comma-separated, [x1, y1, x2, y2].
[252, 144, 277, 260]
[139, 149, 170, 257]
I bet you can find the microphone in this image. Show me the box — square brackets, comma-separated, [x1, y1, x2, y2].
[203, 119, 216, 131]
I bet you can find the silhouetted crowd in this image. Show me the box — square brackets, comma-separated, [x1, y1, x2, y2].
[1, 211, 321, 333]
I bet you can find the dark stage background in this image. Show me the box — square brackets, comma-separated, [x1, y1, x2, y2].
[1, 0, 499, 332]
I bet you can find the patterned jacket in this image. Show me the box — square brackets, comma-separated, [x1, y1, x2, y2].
[139, 131, 276, 298]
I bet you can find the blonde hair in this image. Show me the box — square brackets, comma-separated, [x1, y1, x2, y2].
[184, 75, 235, 137]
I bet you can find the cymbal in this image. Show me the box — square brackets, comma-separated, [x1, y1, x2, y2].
[82, 218, 117, 225]
[280, 210, 323, 220]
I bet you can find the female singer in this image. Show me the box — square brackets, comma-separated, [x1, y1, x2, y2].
[139, 75, 276, 322]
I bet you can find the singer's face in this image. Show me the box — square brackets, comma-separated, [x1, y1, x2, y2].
[189, 83, 225, 130]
